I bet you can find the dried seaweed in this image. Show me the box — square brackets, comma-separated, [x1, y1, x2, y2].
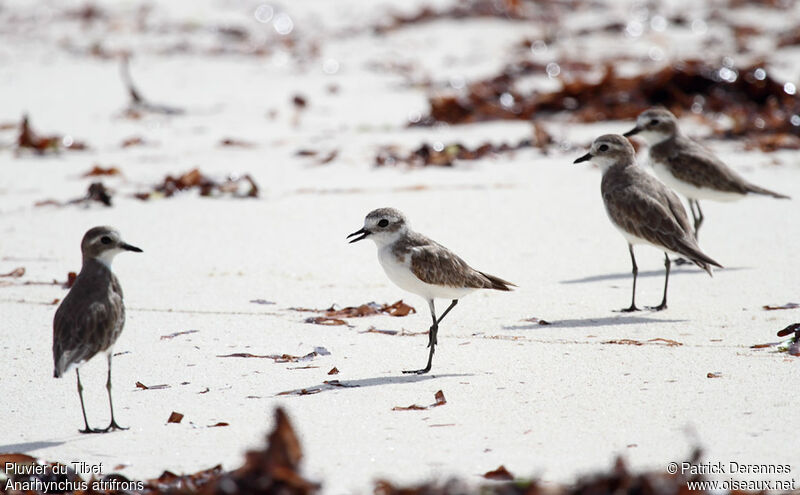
[392, 390, 447, 411]
[160, 329, 199, 340]
[121, 136, 146, 147]
[82, 165, 121, 177]
[418, 60, 799, 150]
[293, 95, 308, 108]
[297, 149, 339, 165]
[217, 348, 326, 363]
[777, 27, 800, 47]
[16, 114, 88, 154]
[0, 267, 25, 278]
[602, 338, 682, 347]
[135, 381, 171, 390]
[305, 316, 350, 326]
[521, 317, 551, 325]
[375, 133, 547, 167]
[373, 0, 558, 35]
[35, 182, 113, 208]
[294, 300, 417, 323]
[763, 302, 799, 311]
[167, 411, 184, 424]
[359, 326, 428, 337]
[134, 169, 259, 200]
[87, 182, 113, 206]
[483, 465, 514, 481]
[220, 138, 256, 148]
[200, 408, 318, 494]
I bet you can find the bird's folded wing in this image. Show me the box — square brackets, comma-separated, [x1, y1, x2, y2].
[605, 187, 696, 256]
[54, 297, 121, 374]
[409, 244, 490, 289]
[667, 142, 749, 193]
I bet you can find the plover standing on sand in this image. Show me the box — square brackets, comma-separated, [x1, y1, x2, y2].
[53, 226, 142, 433]
[624, 107, 790, 238]
[348, 208, 514, 374]
[574, 135, 722, 311]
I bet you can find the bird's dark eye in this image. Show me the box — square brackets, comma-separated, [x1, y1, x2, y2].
[649, 119, 659, 125]
[598, 144, 609, 152]
[378, 219, 389, 227]
[100, 236, 112, 245]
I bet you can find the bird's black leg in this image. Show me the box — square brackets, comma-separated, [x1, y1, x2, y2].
[76, 369, 101, 434]
[693, 200, 704, 238]
[436, 299, 458, 327]
[101, 353, 128, 432]
[674, 200, 700, 266]
[403, 299, 458, 375]
[648, 253, 670, 311]
[619, 244, 640, 312]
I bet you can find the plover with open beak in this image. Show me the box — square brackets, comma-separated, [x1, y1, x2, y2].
[53, 226, 142, 433]
[348, 208, 514, 374]
[624, 107, 790, 238]
[574, 135, 722, 312]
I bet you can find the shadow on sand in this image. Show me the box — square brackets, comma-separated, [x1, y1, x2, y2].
[504, 314, 686, 330]
[274, 372, 472, 397]
[559, 265, 749, 285]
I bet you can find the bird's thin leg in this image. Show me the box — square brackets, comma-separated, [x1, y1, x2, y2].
[674, 200, 701, 266]
[435, 299, 458, 327]
[693, 200, 704, 238]
[101, 353, 128, 432]
[76, 369, 100, 434]
[426, 299, 437, 348]
[648, 253, 670, 311]
[620, 244, 640, 312]
[403, 299, 444, 375]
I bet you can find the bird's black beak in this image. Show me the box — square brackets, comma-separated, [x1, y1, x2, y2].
[573, 152, 592, 164]
[121, 242, 143, 253]
[347, 228, 370, 244]
[623, 126, 640, 137]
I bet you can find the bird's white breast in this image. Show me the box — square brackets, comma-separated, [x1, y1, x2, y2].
[377, 245, 473, 301]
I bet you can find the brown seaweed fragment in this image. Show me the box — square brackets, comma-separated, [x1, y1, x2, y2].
[418, 60, 799, 150]
[135, 169, 259, 200]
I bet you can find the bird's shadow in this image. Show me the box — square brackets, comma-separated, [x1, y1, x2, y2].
[504, 314, 686, 330]
[274, 372, 472, 397]
[560, 265, 749, 284]
[0, 440, 65, 454]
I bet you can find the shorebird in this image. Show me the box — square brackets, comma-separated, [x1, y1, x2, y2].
[53, 226, 142, 433]
[348, 208, 514, 374]
[624, 107, 790, 238]
[574, 135, 722, 312]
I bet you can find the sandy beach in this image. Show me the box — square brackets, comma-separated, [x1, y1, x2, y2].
[1, 0, 799, 493]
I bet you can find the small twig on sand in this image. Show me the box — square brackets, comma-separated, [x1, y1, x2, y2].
[120, 55, 184, 115]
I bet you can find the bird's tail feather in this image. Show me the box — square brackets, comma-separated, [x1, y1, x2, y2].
[747, 183, 790, 199]
[479, 271, 516, 291]
[681, 242, 722, 276]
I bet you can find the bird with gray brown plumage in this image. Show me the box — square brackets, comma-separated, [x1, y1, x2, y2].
[624, 107, 790, 238]
[53, 226, 142, 433]
[574, 135, 722, 312]
[348, 208, 514, 374]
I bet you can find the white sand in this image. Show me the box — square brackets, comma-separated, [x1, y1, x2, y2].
[1, 0, 799, 493]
